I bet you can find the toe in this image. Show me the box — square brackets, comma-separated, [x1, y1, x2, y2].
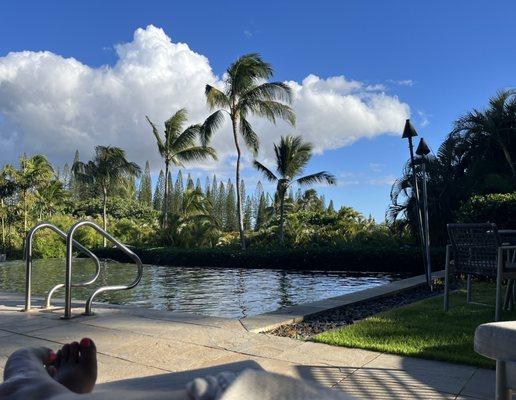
[61, 344, 70, 363]
[79, 338, 97, 366]
[55, 349, 62, 368]
[69, 342, 80, 363]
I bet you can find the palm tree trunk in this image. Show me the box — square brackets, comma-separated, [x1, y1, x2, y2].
[279, 191, 286, 245]
[499, 141, 516, 177]
[1, 199, 4, 250]
[102, 187, 108, 247]
[163, 160, 170, 228]
[231, 114, 246, 250]
[23, 189, 28, 232]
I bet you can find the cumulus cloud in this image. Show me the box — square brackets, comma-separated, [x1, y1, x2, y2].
[0, 25, 410, 173]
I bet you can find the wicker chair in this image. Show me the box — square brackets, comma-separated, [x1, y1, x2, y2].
[444, 223, 516, 321]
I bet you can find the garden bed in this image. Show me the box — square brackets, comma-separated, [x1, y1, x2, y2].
[269, 283, 444, 340]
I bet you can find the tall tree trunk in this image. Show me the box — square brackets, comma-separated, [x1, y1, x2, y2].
[499, 141, 516, 177]
[1, 199, 4, 251]
[102, 187, 108, 247]
[231, 114, 246, 250]
[23, 189, 28, 232]
[163, 160, 170, 228]
[279, 190, 286, 245]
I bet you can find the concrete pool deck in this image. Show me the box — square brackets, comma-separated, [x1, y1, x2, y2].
[0, 290, 500, 400]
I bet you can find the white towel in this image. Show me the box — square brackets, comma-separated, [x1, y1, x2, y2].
[186, 369, 356, 400]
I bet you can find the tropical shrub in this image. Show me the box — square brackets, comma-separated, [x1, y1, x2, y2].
[457, 192, 516, 228]
[71, 197, 158, 222]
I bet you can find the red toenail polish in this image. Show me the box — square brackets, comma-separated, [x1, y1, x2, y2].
[80, 338, 91, 347]
[49, 351, 57, 362]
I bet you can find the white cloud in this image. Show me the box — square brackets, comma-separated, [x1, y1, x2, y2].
[417, 110, 430, 127]
[367, 175, 396, 186]
[0, 25, 410, 174]
[387, 79, 415, 87]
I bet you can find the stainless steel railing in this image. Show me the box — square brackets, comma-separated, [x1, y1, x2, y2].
[23, 222, 101, 311]
[64, 221, 143, 319]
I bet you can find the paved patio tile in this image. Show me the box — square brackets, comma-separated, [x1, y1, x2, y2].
[363, 353, 477, 394]
[334, 374, 457, 399]
[459, 368, 496, 400]
[0, 291, 496, 400]
[279, 341, 380, 367]
[95, 353, 168, 383]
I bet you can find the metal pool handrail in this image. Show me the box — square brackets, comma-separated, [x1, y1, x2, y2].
[64, 220, 143, 319]
[23, 222, 101, 311]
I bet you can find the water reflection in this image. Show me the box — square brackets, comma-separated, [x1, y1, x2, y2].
[0, 259, 399, 318]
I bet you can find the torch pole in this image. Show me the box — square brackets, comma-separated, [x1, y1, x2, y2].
[421, 158, 432, 288]
[407, 136, 429, 286]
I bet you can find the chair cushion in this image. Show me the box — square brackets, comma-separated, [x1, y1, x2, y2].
[475, 321, 516, 361]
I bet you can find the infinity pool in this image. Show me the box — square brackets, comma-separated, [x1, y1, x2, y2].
[0, 259, 399, 318]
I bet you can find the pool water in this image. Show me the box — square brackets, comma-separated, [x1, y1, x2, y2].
[0, 259, 399, 318]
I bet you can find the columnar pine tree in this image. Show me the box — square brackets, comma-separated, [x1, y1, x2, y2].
[166, 171, 174, 212]
[138, 161, 152, 207]
[153, 170, 165, 211]
[327, 200, 335, 213]
[204, 176, 211, 197]
[255, 192, 267, 231]
[216, 181, 226, 229]
[243, 195, 253, 230]
[70, 149, 87, 200]
[62, 163, 71, 190]
[225, 180, 237, 231]
[186, 174, 195, 191]
[173, 170, 184, 213]
[209, 175, 218, 208]
[195, 178, 202, 191]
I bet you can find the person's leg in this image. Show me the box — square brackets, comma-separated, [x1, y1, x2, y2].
[1, 346, 73, 400]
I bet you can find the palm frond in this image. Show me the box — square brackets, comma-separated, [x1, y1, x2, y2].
[242, 82, 293, 103]
[165, 108, 188, 146]
[227, 53, 273, 97]
[205, 85, 230, 110]
[146, 116, 165, 155]
[200, 110, 225, 146]
[176, 146, 218, 163]
[173, 124, 200, 152]
[249, 100, 296, 126]
[253, 161, 278, 182]
[239, 117, 259, 155]
[296, 171, 336, 186]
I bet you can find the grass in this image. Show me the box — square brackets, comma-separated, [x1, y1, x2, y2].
[313, 282, 516, 369]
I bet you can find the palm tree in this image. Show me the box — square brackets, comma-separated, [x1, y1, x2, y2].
[0, 168, 16, 249]
[146, 109, 217, 227]
[34, 180, 68, 220]
[453, 89, 516, 177]
[72, 146, 141, 246]
[165, 188, 219, 247]
[253, 135, 336, 244]
[200, 53, 296, 250]
[4, 155, 54, 231]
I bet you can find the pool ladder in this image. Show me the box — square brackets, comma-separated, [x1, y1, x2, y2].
[23, 220, 143, 319]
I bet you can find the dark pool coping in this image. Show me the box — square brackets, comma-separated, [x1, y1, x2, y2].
[240, 270, 444, 333]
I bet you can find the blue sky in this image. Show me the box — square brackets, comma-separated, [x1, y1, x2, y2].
[1, 1, 515, 220]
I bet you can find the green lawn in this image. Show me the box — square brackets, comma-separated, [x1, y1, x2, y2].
[313, 282, 516, 369]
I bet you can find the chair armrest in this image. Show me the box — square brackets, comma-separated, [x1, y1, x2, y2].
[501, 245, 516, 251]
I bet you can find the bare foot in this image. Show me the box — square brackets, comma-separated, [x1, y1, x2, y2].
[49, 338, 97, 394]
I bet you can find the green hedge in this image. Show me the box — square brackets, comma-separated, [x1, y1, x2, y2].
[457, 192, 516, 228]
[93, 245, 445, 274]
